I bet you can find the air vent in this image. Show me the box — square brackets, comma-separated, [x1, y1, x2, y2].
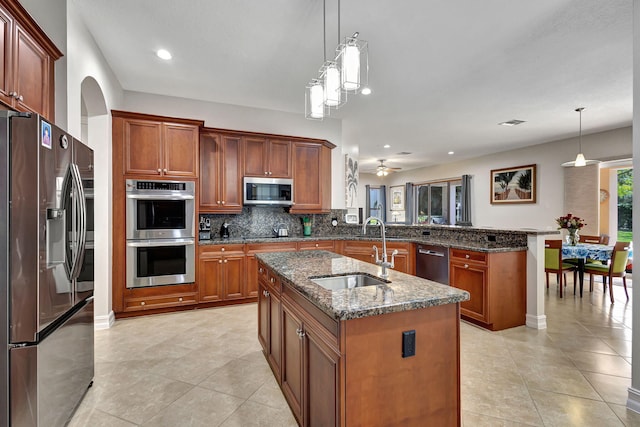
[498, 119, 526, 126]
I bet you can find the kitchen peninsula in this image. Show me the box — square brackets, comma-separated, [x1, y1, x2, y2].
[256, 250, 469, 426]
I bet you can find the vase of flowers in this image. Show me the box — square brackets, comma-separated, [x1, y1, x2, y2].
[555, 213, 586, 246]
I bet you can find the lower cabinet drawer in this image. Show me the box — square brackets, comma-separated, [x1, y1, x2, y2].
[124, 293, 198, 311]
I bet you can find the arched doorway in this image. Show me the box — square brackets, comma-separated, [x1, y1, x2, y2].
[80, 76, 113, 329]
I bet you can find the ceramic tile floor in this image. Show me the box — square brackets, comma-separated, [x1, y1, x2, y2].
[69, 277, 640, 426]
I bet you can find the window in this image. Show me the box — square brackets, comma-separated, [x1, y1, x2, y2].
[365, 185, 386, 221]
[414, 179, 462, 225]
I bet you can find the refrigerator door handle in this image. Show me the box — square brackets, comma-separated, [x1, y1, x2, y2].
[60, 165, 77, 281]
[70, 163, 87, 280]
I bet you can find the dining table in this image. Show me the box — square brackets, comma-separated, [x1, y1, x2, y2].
[562, 242, 614, 297]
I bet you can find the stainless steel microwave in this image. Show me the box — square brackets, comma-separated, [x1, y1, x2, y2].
[243, 177, 293, 206]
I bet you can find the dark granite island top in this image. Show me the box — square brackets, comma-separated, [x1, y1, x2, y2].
[256, 250, 469, 321]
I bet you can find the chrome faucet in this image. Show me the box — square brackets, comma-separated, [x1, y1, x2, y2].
[362, 216, 398, 278]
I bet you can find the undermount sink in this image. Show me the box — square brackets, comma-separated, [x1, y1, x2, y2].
[309, 273, 390, 291]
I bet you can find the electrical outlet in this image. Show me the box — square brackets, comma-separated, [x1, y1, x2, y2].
[487, 235, 497, 242]
[422, 230, 431, 236]
[402, 330, 416, 358]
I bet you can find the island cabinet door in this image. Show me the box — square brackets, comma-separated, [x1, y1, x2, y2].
[258, 282, 269, 353]
[281, 302, 304, 425]
[303, 324, 340, 427]
[268, 291, 282, 380]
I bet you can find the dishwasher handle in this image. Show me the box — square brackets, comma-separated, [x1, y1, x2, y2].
[418, 248, 445, 257]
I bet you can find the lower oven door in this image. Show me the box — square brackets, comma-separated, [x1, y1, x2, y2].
[126, 238, 195, 288]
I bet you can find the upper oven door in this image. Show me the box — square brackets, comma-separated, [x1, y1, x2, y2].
[126, 179, 195, 240]
[126, 194, 195, 239]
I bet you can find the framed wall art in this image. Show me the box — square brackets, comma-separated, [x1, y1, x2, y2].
[390, 185, 405, 210]
[490, 164, 536, 204]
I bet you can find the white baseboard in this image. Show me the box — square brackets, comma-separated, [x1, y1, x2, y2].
[627, 387, 640, 414]
[526, 314, 547, 330]
[95, 310, 115, 330]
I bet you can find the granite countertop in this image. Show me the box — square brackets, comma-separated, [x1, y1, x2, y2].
[200, 235, 528, 253]
[256, 250, 470, 321]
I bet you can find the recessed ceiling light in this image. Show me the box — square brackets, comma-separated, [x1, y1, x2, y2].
[361, 87, 372, 95]
[498, 119, 526, 126]
[156, 49, 172, 60]
[448, 151, 454, 155]
[383, 144, 391, 148]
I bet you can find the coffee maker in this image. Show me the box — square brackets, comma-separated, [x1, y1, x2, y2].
[220, 221, 230, 238]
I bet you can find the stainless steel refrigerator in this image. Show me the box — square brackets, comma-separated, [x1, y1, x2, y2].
[0, 111, 94, 427]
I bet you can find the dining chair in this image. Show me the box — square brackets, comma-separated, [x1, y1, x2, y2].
[545, 240, 577, 298]
[584, 241, 630, 303]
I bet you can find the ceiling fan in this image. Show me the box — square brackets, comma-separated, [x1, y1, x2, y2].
[376, 159, 401, 176]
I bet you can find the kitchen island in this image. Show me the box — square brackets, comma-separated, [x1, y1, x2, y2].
[256, 250, 469, 427]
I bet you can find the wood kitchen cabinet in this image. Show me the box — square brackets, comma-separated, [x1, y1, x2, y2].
[243, 136, 292, 178]
[337, 240, 414, 274]
[290, 141, 333, 214]
[258, 263, 283, 380]
[199, 130, 243, 213]
[281, 288, 340, 426]
[297, 240, 335, 251]
[449, 248, 526, 331]
[198, 244, 246, 302]
[113, 111, 202, 178]
[0, 0, 62, 120]
[245, 242, 297, 298]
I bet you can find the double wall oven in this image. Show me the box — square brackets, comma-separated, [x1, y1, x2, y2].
[125, 179, 195, 288]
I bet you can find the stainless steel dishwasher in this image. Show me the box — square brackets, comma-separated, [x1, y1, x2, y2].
[415, 244, 449, 285]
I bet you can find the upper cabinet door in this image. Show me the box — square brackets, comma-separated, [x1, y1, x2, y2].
[243, 137, 268, 177]
[124, 119, 163, 176]
[13, 22, 49, 117]
[163, 123, 198, 177]
[218, 134, 243, 211]
[199, 132, 221, 209]
[290, 142, 331, 213]
[267, 139, 292, 178]
[0, 6, 12, 107]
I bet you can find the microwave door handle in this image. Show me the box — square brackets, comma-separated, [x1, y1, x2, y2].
[126, 238, 195, 248]
[126, 194, 194, 200]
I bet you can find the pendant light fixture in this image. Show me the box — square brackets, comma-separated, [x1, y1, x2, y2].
[305, 0, 368, 120]
[561, 107, 600, 167]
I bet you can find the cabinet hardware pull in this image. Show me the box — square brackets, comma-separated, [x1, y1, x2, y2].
[465, 254, 470, 259]
[178, 297, 183, 302]
[221, 201, 225, 204]
[259, 268, 263, 273]
[315, 244, 319, 247]
[264, 171, 268, 175]
[218, 260, 222, 263]
[265, 290, 270, 297]
[464, 264, 469, 269]
[224, 259, 228, 263]
[221, 248, 225, 251]
[157, 168, 162, 173]
[140, 301, 145, 306]
[17, 95, 23, 102]
[9, 91, 16, 97]
[163, 168, 168, 173]
[270, 278, 275, 283]
[217, 200, 221, 204]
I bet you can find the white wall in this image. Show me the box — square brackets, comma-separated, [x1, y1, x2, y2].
[122, 91, 346, 208]
[357, 126, 631, 230]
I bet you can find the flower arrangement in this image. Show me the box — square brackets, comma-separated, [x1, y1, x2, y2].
[555, 213, 586, 231]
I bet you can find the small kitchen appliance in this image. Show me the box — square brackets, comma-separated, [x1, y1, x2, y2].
[220, 221, 230, 238]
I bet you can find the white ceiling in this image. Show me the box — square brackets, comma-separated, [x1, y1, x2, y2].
[73, 0, 633, 173]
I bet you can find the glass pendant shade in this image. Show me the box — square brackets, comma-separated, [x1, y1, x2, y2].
[337, 35, 368, 93]
[305, 80, 325, 120]
[323, 62, 342, 107]
[574, 153, 586, 167]
[341, 45, 360, 90]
